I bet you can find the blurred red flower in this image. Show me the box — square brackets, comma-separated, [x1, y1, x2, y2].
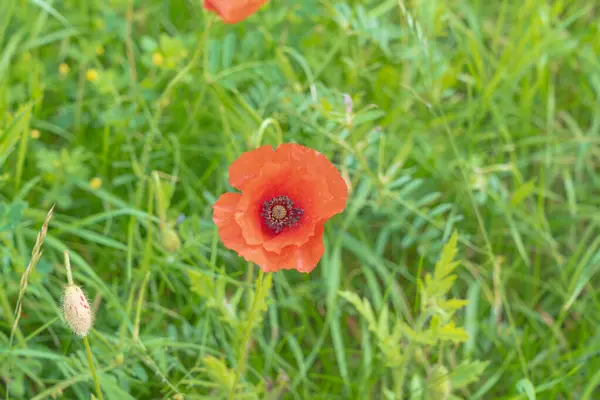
[213, 144, 348, 273]
[203, 0, 269, 24]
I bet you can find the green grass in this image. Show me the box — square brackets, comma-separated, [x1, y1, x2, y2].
[1, 0, 600, 398]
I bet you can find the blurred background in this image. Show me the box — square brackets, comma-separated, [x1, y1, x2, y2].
[1, 0, 599, 399]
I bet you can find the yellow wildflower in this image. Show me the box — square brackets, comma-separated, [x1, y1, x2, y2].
[86, 69, 99, 82]
[89, 177, 102, 190]
[152, 52, 164, 67]
[59, 63, 70, 76]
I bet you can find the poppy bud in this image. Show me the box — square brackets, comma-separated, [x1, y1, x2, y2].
[160, 227, 181, 252]
[62, 284, 93, 336]
[428, 364, 451, 400]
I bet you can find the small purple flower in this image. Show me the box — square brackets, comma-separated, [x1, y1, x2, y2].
[343, 94, 353, 114]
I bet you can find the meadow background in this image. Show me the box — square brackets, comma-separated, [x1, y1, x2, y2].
[1, 0, 600, 399]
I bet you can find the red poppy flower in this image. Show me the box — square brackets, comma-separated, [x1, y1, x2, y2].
[213, 144, 348, 273]
[203, 0, 269, 24]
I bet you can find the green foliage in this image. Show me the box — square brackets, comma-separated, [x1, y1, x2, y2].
[427, 365, 451, 400]
[240, 272, 273, 334]
[203, 355, 236, 391]
[35, 147, 90, 208]
[339, 291, 403, 366]
[0, 105, 31, 170]
[448, 360, 489, 390]
[341, 232, 484, 397]
[416, 231, 470, 345]
[188, 270, 233, 320]
[0, 201, 26, 233]
[189, 269, 272, 341]
[1, 0, 599, 398]
[421, 231, 460, 310]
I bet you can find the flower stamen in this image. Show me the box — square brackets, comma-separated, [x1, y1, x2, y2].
[261, 195, 303, 234]
[271, 205, 287, 220]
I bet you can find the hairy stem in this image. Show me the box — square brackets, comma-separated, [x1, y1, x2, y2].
[228, 268, 265, 400]
[83, 336, 104, 400]
[64, 250, 73, 285]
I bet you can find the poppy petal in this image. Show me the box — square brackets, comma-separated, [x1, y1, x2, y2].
[276, 225, 325, 273]
[204, 0, 269, 24]
[228, 145, 275, 190]
[235, 161, 289, 245]
[214, 143, 346, 274]
[260, 171, 331, 253]
[203, 0, 217, 12]
[237, 225, 325, 273]
[273, 143, 348, 218]
[213, 193, 246, 251]
[213, 193, 276, 267]
[234, 160, 329, 252]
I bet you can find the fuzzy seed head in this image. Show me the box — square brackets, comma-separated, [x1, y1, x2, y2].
[62, 285, 93, 336]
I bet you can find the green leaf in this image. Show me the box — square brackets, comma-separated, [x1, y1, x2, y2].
[140, 36, 157, 52]
[428, 365, 451, 400]
[421, 231, 464, 314]
[221, 33, 237, 70]
[582, 368, 600, 400]
[330, 311, 350, 389]
[516, 378, 536, 400]
[203, 355, 235, 389]
[430, 314, 441, 334]
[339, 290, 377, 332]
[510, 180, 536, 207]
[409, 374, 425, 400]
[379, 320, 403, 365]
[377, 304, 390, 338]
[449, 360, 489, 389]
[433, 231, 459, 281]
[399, 323, 435, 345]
[437, 321, 469, 343]
[432, 275, 457, 299]
[250, 272, 272, 331]
[152, 171, 176, 222]
[438, 299, 469, 312]
[0, 201, 26, 232]
[188, 270, 215, 298]
[0, 104, 33, 168]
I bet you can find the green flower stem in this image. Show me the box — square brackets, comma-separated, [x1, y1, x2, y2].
[396, 312, 431, 397]
[395, 343, 415, 398]
[228, 268, 265, 400]
[83, 335, 104, 400]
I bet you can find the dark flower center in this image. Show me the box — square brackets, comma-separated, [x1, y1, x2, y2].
[261, 195, 303, 234]
[271, 205, 287, 220]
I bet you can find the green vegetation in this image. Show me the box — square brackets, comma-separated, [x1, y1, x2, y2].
[1, 0, 599, 399]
